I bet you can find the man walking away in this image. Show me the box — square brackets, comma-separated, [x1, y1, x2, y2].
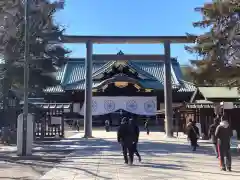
[187, 120, 200, 151]
[117, 117, 135, 165]
[76, 121, 80, 132]
[186, 119, 193, 131]
[105, 119, 110, 132]
[145, 119, 149, 135]
[208, 117, 220, 158]
[215, 117, 232, 171]
[129, 118, 141, 162]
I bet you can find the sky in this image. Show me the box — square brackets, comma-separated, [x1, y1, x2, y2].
[54, 0, 211, 65]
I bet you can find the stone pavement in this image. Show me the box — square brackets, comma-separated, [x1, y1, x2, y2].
[40, 130, 240, 180]
[0, 130, 80, 180]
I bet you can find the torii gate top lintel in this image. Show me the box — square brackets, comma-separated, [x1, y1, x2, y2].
[62, 35, 196, 44]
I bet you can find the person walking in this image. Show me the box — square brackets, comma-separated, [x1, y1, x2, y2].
[208, 117, 220, 158]
[76, 121, 80, 132]
[186, 119, 193, 131]
[105, 119, 110, 132]
[145, 119, 149, 135]
[187, 120, 200, 151]
[186, 119, 193, 141]
[129, 118, 142, 162]
[117, 117, 135, 165]
[215, 116, 232, 171]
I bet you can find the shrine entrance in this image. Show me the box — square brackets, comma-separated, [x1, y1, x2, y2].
[62, 35, 196, 137]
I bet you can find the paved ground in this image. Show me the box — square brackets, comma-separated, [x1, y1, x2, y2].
[39, 130, 240, 180]
[0, 130, 79, 180]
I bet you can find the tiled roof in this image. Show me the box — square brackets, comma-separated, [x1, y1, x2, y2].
[177, 80, 196, 92]
[56, 66, 65, 81]
[138, 80, 164, 89]
[127, 61, 158, 80]
[44, 85, 64, 93]
[172, 61, 184, 81]
[45, 58, 196, 93]
[61, 59, 182, 86]
[92, 61, 117, 78]
[61, 60, 107, 85]
[132, 61, 180, 86]
[64, 81, 102, 90]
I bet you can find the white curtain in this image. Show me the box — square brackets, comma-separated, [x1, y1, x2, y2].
[80, 96, 157, 116]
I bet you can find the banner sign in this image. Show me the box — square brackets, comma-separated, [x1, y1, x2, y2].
[80, 96, 157, 116]
[51, 116, 62, 125]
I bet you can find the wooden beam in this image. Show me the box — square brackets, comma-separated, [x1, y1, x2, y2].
[92, 54, 166, 61]
[62, 35, 197, 44]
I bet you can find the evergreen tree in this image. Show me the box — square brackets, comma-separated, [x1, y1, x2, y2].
[180, 65, 194, 82]
[0, 0, 69, 109]
[186, 0, 240, 86]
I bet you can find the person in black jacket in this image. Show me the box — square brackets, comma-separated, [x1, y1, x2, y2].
[117, 117, 135, 165]
[208, 117, 220, 158]
[187, 120, 199, 151]
[215, 117, 233, 171]
[129, 118, 141, 162]
[105, 120, 110, 132]
[145, 119, 149, 135]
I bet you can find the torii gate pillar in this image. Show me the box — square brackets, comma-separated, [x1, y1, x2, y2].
[83, 41, 93, 138]
[164, 41, 173, 137]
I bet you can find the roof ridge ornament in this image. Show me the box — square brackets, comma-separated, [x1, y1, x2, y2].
[117, 50, 124, 55]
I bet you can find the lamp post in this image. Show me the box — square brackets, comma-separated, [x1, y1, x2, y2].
[22, 0, 30, 156]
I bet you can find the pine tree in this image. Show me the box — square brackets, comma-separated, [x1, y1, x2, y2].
[186, 0, 240, 86]
[0, 0, 69, 110]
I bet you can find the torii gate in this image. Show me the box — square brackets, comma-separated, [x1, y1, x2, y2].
[62, 35, 196, 138]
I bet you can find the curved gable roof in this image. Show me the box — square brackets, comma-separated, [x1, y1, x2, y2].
[60, 59, 159, 86]
[92, 60, 157, 80]
[46, 58, 196, 92]
[131, 60, 180, 86]
[60, 59, 107, 86]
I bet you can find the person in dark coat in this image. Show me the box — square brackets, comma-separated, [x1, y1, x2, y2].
[187, 120, 199, 151]
[145, 119, 149, 135]
[76, 121, 80, 131]
[186, 119, 193, 129]
[208, 117, 220, 158]
[215, 117, 232, 171]
[129, 118, 141, 162]
[117, 117, 135, 165]
[105, 120, 110, 132]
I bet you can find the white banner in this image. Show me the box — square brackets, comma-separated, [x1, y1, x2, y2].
[73, 103, 80, 113]
[51, 116, 62, 125]
[80, 96, 157, 116]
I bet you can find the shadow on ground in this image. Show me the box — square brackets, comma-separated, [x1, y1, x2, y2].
[0, 133, 239, 179]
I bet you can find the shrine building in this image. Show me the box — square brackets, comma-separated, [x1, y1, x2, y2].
[44, 52, 196, 126]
